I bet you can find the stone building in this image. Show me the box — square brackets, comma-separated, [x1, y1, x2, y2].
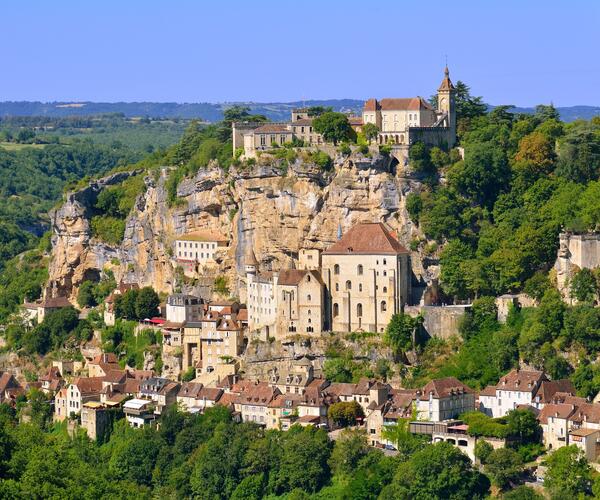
[415, 377, 475, 421]
[245, 247, 277, 338]
[166, 294, 203, 324]
[362, 66, 456, 149]
[275, 269, 325, 337]
[555, 232, 600, 302]
[321, 222, 411, 333]
[174, 230, 229, 274]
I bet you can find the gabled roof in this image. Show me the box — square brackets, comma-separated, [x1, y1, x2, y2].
[176, 230, 228, 243]
[379, 97, 433, 111]
[277, 269, 324, 286]
[536, 380, 576, 404]
[538, 403, 577, 424]
[420, 377, 473, 399]
[323, 223, 408, 256]
[72, 377, 104, 394]
[0, 373, 20, 393]
[497, 369, 547, 393]
[253, 124, 292, 134]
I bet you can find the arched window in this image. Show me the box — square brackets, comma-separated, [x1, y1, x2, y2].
[383, 259, 387, 265]
[307, 309, 311, 316]
[345, 280, 352, 290]
[307, 294, 311, 302]
[383, 286, 387, 293]
[381, 301, 387, 312]
[334, 264, 340, 275]
[306, 275, 311, 282]
[356, 303, 363, 317]
[335, 283, 339, 292]
[359, 283, 363, 292]
[357, 264, 363, 275]
[308, 318, 312, 324]
[333, 303, 339, 317]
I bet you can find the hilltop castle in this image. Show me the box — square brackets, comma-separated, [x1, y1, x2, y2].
[232, 67, 456, 158]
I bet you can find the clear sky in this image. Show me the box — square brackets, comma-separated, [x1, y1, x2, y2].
[1, 0, 599, 106]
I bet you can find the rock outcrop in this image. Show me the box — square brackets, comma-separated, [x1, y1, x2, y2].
[46, 153, 434, 302]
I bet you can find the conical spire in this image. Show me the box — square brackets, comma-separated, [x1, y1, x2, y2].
[438, 66, 454, 91]
[244, 245, 258, 267]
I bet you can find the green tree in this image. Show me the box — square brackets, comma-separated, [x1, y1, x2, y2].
[544, 445, 591, 498]
[77, 280, 97, 308]
[384, 313, 421, 356]
[134, 287, 159, 320]
[484, 448, 523, 490]
[274, 426, 331, 494]
[362, 123, 379, 144]
[502, 485, 544, 499]
[570, 268, 597, 303]
[380, 442, 490, 499]
[328, 429, 370, 476]
[327, 401, 364, 427]
[474, 439, 493, 464]
[312, 112, 354, 145]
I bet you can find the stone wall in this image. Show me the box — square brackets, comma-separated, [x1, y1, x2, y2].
[405, 305, 470, 340]
[555, 232, 600, 300]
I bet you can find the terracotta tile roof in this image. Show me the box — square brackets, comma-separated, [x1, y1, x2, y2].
[420, 377, 474, 399]
[176, 230, 228, 243]
[383, 393, 414, 419]
[479, 385, 497, 397]
[323, 223, 408, 255]
[72, 377, 104, 394]
[40, 366, 62, 382]
[236, 309, 248, 322]
[538, 403, 577, 424]
[277, 269, 324, 287]
[240, 382, 279, 405]
[326, 382, 356, 398]
[551, 393, 587, 406]
[376, 97, 433, 111]
[348, 116, 363, 126]
[570, 427, 599, 437]
[497, 369, 547, 393]
[297, 415, 321, 424]
[178, 382, 204, 399]
[217, 318, 241, 331]
[198, 387, 223, 402]
[0, 373, 21, 394]
[364, 98, 380, 112]
[103, 370, 129, 384]
[268, 393, 303, 408]
[91, 353, 118, 365]
[253, 124, 292, 134]
[217, 392, 239, 407]
[536, 380, 576, 403]
[571, 403, 600, 425]
[39, 296, 72, 309]
[124, 379, 141, 394]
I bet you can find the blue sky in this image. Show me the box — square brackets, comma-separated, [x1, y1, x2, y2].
[1, 0, 599, 106]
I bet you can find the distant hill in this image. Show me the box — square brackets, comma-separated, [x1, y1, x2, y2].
[0, 100, 598, 122]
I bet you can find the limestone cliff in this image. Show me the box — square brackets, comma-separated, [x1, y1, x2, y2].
[46, 153, 435, 302]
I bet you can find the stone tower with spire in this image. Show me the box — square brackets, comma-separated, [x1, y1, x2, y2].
[437, 65, 457, 147]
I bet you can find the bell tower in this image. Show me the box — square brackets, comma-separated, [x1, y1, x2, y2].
[437, 66, 456, 147]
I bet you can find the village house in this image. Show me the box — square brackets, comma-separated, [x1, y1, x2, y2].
[177, 382, 223, 412]
[321, 222, 411, 333]
[239, 381, 280, 426]
[123, 398, 156, 428]
[22, 296, 72, 324]
[54, 387, 68, 422]
[268, 357, 315, 395]
[479, 369, 575, 417]
[366, 390, 415, 447]
[39, 366, 64, 395]
[174, 230, 229, 274]
[66, 377, 104, 417]
[138, 377, 180, 415]
[0, 372, 24, 405]
[166, 294, 204, 324]
[87, 353, 120, 378]
[415, 377, 475, 421]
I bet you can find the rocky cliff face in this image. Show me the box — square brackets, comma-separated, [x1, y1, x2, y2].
[46, 153, 435, 301]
